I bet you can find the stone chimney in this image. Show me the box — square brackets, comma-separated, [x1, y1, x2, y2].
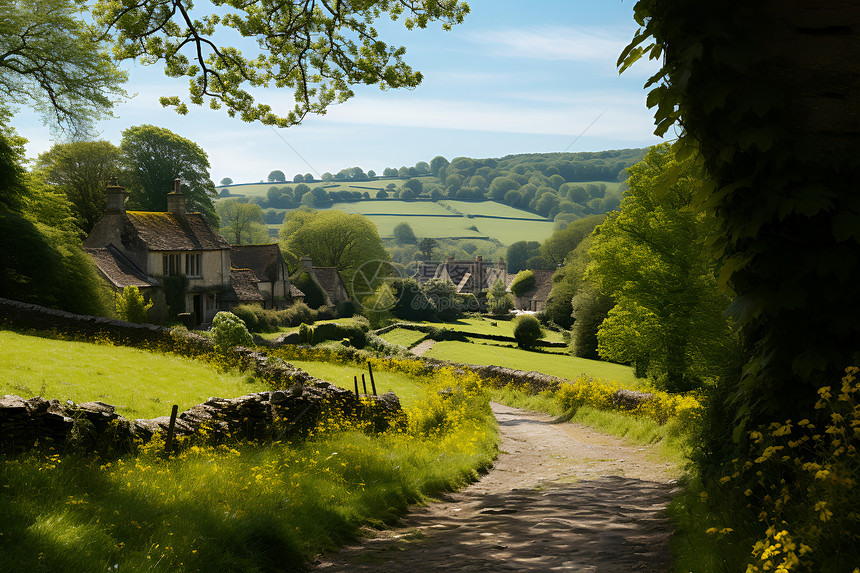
[104, 177, 127, 213]
[167, 178, 186, 215]
[300, 256, 313, 272]
[475, 255, 483, 262]
[498, 259, 506, 273]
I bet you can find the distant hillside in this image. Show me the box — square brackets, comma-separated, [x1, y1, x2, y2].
[216, 147, 647, 229]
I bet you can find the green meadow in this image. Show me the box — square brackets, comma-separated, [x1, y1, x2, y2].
[0, 331, 266, 419]
[423, 340, 638, 387]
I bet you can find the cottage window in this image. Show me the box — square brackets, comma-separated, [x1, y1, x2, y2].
[163, 253, 181, 276]
[185, 253, 202, 277]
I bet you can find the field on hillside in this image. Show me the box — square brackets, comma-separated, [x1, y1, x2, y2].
[262, 199, 555, 245]
[217, 177, 432, 198]
[0, 331, 266, 418]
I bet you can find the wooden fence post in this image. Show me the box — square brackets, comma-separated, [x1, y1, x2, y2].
[368, 362, 377, 396]
[165, 404, 179, 453]
[361, 374, 368, 395]
[354, 375, 360, 398]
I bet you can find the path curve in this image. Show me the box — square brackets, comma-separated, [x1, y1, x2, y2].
[313, 402, 680, 572]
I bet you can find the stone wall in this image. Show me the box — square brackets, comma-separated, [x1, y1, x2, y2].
[1, 379, 402, 456]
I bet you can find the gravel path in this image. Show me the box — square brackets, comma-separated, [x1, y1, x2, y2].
[313, 402, 681, 572]
[410, 339, 437, 356]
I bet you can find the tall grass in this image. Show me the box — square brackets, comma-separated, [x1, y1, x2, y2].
[0, 367, 496, 572]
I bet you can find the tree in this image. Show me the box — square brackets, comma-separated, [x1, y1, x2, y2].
[267, 170, 286, 182]
[35, 141, 122, 234]
[120, 125, 217, 224]
[97, 1, 468, 127]
[0, 0, 127, 136]
[402, 178, 423, 195]
[422, 277, 460, 321]
[489, 176, 520, 201]
[220, 177, 233, 186]
[376, 189, 389, 199]
[513, 314, 544, 349]
[540, 214, 604, 267]
[304, 174, 315, 183]
[587, 145, 735, 391]
[418, 237, 437, 261]
[367, 170, 376, 179]
[486, 277, 513, 315]
[279, 209, 389, 297]
[217, 199, 270, 245]
[293, 174, 304, 183]
[430, 156, 449, 177]
[392, 222, 417, 245]
[115, 286, 153, 323]
[506, 241, 541, 274]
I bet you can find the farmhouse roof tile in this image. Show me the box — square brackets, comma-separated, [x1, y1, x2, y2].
[125, 211, 230, 251]
[85, 245, 155, 289]
[223, 268, 265, 303]
[230, 244, 283, 283]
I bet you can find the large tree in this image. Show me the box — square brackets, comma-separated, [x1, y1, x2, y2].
[94, 0, 469, 127]
[35, 141, 122, 234]
[279, 209, 389, 297]
[0, 0, 127, 136]
[620, 2, 860, 428]
[216, 199, 270, 245]
[588, 145, 736, 391]
[120, 125, 217, 224]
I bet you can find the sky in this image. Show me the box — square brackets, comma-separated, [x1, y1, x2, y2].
[11, 0, 664, 185]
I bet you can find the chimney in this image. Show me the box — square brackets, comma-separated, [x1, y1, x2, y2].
[104, 177, 127, 213]
[300, 256, 313, 272]
[476, 255, 483, 263]
[498, 259, 506, 273]
[167, 178, 186, 215]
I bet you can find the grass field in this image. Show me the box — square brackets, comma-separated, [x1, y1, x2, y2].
[378, 328, 428, 349]
[265, 201, 555, 245]
[0, 331, 266, 419]
[431, 317, 567, 344]
[218, 178, 431, 198]
[424, 340, 638, 386]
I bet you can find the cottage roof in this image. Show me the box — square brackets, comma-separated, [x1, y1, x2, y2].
[85, 245, 155, 289]
[230, 244, 282, 282]
[289, 283, 306, 298]
[125, 211, 230, 251]
[222, 268, 265, 303]
[312, 267, 347, 303]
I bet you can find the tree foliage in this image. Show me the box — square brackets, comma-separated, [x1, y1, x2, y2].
[211, 311, 253, 353]
[94, 0, 469, 127]
[216, 199, 269, 245]
[35, 141, 122, 234]
[513, 314, 544, 349]
[120, 125, 217, 224]
[267, 170, 286, 182]
[486, 277, 513, 315]
[587, 144, 736, 391]
[115, 286, 153, 323]
[279, 209, 388, 297]
[0, 0, 127, 136]
[509, 270, 536, 298]
[620, 1, 860, 424]
[392, 222, 417, 245]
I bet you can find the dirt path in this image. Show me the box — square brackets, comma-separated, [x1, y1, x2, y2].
[312, 402, 681, 572]
[410, 339, 436, 356]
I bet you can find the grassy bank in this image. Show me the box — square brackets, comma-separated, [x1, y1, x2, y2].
[0, 357, 497, 572]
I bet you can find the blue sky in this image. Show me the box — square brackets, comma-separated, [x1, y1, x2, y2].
[13, 0, 664, 184]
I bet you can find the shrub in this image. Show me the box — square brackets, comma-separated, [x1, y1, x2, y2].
[509, 270, 536, 298]
[513, 314, 544, 349]
[114, 286, 153, 324]
[211, 311, 253, 352]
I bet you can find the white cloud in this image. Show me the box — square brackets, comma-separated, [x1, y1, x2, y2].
[464, 25, 630, 64]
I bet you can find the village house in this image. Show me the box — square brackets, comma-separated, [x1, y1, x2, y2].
[295, 256, 350, 307]
[84, 178, 300, 325]
[413, 256, 509, 296]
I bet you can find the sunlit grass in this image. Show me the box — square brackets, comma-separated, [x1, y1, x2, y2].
[0, 367, 497, 572]
[378, 328, 426, 349]
[0, 331, 266, 418]
[425, 339, 638, 386]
